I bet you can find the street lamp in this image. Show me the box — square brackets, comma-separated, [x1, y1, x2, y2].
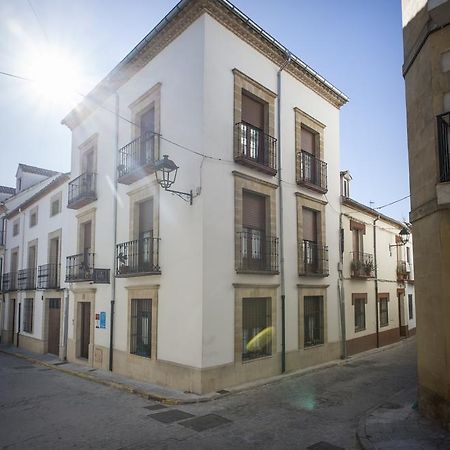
[389, 226, 410, 254]
[154, 155, 193, 205]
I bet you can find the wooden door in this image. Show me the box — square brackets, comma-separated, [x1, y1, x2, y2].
[9, 299, 15, 344]
[48, 299, 61, 355]
[80, 302, 91, 359]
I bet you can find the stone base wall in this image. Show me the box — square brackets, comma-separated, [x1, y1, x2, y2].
[419, 385, 450, 431]
[18, 334, 45, 354]
[347, 328, 401, 356]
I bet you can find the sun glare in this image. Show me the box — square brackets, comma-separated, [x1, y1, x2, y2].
[25, 46, 84, 105]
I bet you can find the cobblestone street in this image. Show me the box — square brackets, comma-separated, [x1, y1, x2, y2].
[0, 339, 417, 449]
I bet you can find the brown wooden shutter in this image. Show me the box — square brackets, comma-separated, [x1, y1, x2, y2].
[242, 93, 264, 129]
[28, 246, 36, 269]
[301, 127, 316, 155]
[243, 191, 266, 230]
[139, 199, 153, 235]
[83, 221, 92, 251]
[302, 208, 317, 242]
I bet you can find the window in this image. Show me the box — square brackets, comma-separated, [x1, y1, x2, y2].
[379, 296, 389, 327]
[242, 297, 272, 361]
[408, 294, 414, 320]
[29, 208, 38, 227]
[304, 296, 324, 347]
[51, 197, 61, 216]
[406, 246, 411, 264]
[353, 294, 366, 332]
[23, 298, 33, 333]
[130, 299, 152, 357]
[13, 220, 19, 236]
[302, 207, 319, 273]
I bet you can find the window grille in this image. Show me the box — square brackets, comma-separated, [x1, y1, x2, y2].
[408, 294, 414, 320]
[304, 296, 324, 347]
[23, 298, 33, 333]
[379, 298, 389, 327]
[354, 298, 366, 332]
[130, 299, 152, 358]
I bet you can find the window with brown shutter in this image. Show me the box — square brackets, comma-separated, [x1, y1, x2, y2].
[301, 127, 316, 156]
[302, 208, 317, 242]
[243, 191, 266, 231]
[242, 93, 265, 130]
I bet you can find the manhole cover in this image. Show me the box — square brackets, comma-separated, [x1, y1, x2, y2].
[180, 414, 232, 432]
[307, 442, 345, 450]
[148, 409, 194, 423]
[144, 404, 167, 411]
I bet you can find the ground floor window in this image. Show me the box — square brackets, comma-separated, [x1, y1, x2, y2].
[242, 297, 272, 361]
[408, 294, 413, 320]
[23, 298, 33, 333]
[130, 299, 152, 358]
[354, 297, 366, 332]
[379, 297, 389, 327]
[304, 296, 324, 347]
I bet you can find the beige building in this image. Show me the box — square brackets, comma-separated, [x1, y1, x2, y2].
[340, 172, 415, 357]
[402, 0, 450, 428]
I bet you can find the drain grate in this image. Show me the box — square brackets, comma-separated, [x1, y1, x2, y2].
[180, 414, 232, 432]
[52, 361, 68, 366]
[143, 404, 167, 411]
[307, 442, 345, 450]
[216, 389, 230, 395]
[148, 409, 194, 424]
[13, 366, 35, 370]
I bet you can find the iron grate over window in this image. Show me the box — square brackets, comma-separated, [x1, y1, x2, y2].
[130, 299, 152, 358]
[304, 296, 324, 347]
[437, 112, 450, 182]
[354, 298, 366, 332]
[242, 297, 272, 361]
[23, 298, 34, 333]
[379, 298, 389, 327]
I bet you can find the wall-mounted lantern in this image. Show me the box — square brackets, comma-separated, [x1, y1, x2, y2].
[154, 155, 193, 205]
[389, 226, 410, 255]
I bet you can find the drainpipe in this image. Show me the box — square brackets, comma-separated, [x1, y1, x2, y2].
[109, 91, 119, 371]
[277, 53, 291, 374]
[338, 213, 347, 359]
[63, 288, 69, 360]
[373, 216, 380, 348]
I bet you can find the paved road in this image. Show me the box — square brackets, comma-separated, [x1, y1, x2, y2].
[0, 339, 416, 449]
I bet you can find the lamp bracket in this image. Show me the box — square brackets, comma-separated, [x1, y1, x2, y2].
[164, 188, 193, 205]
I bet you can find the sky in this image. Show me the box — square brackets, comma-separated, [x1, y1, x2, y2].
[0, 0, 410, 221]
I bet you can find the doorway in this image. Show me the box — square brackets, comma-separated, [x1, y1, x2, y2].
[47, 298, 61, 356]
[398, 291, 407, 338]
[79, 302, 91, 359]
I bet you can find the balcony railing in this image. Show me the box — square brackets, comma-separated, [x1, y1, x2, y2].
[117, 131, 159, 184]
[37, 264, 60, 289]
[65, 252, 110, 284]
[296, 151, 328, 192]
[236, 230, 279, 273]
[67, 172, 97, 209]
[299, 240, 329, 276]
[437, 112, 450, 182]
[351, 252, 375, 278]
[2, 272, 17, 292]
[18, 268, 36, 290]
[234, 122, 277, 175]
[116, 236, 161, 276]
[396, 260, 410, 282]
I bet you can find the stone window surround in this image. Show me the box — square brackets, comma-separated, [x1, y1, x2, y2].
[129, 83, 161, 152]
[233, 171, 278, 272]
[79, 134, 98, 174]
[233, 283, 278, 364]
[50, 192, 62, 217]
[352, 292, 368, 332]
[295, 108, 326, 162]
[298, 284, 328, 350]
[233, 69, 276, 138]
[29, 206, 38, 228]
[127, 184, 160, 242]
[73, 289, 96, 365]
[76, 208, 96, 254]
[126, 285, 159, 361]
[295, 193, 327, 275]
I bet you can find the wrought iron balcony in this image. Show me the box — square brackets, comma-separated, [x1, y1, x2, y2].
[116, 236, 161, 277]
[117, 131, 159, 184]
[2, 272, 17, 292]
[65, 252, 110, 284]
[67, 172, 97, 209]
[37, 264, 60, 289]
[299, 240, 329, 276]
[396, 260, 410, 282]
[236, 230, 279, 273]
[296, 150, 328, 193]
[437, 112, 450, 183]
[18, 268, 36, 290]
[350, 252, 375, 278]
[234, 122, 277, 175]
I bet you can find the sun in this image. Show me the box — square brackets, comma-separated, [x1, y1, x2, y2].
[25, 45, 85, 105]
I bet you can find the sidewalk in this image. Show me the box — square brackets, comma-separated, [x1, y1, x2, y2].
[357, 387, 450, 450]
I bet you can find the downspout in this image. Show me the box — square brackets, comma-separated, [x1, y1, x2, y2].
[338, 213, 347, 359]
[63, 288, 69, 360]
[277, 53, 291, 374]
[109, 91, 119, 371]
[373, 216, 380, 348]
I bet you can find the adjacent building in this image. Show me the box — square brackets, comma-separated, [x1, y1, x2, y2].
[401, 0, 450, 428]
